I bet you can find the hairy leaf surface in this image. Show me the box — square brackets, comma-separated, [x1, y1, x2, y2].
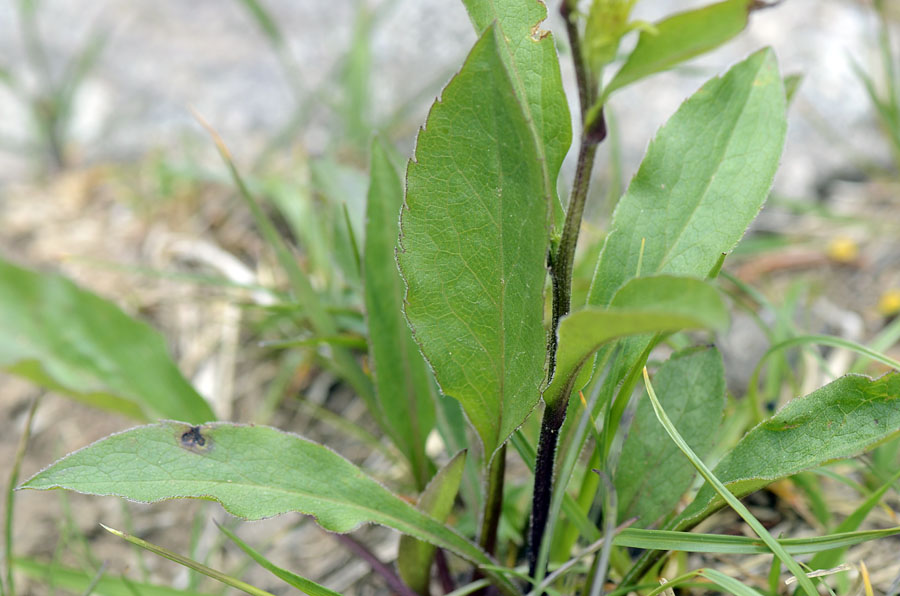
[0, 259, 214, 423]
[398, 26, 550, 459]
[20, 422, 493, 569]
[669, 372, 900, 532]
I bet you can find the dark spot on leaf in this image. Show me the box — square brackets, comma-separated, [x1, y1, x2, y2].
[181, 426, 206, 448]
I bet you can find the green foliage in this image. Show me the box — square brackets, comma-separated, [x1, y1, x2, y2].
[398, 451, 467, 595]
[0, 258, 214, 423]
[21, 422, 484, 560]
[600, 0, 756, 101]
[615, 346, 725, 527]
[207, 524, 342, 596]
[544, 276, 728, 409]
[398, 24, 551, 462]
[461, 0, 572, 193]
[10, 1, 900, 595]
[671, 372, 900, 533]
[13, 557, 216, 596]
[365, 139, 437, 488]
[589, 48, 786, 307]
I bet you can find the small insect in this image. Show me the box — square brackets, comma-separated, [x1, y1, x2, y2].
[181, 426, 206, 448]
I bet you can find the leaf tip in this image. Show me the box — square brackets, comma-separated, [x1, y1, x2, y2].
[99, 523, 124, 538]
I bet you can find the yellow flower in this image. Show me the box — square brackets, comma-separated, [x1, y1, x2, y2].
[878, 289, 900, 317]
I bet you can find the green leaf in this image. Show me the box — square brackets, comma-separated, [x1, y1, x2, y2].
[613, 527, 900, 555]
[460, 0, 571, 199]
[0, 258, 214, 423]
[544, 275, 728, 409]
[398, 25, 550, 460]
[616, 346, 725, 526]
[669, 372, 900, 533]
[589, 48, 786, 307]
[640, 369, 816, 595]
[235, 0, 285, 47]
[601, 0, 755, 100]
[217, 523, 342, 596]
[13, 557, 215, 596]
[19, 422, 516, 594]
[584, 0, 640, 72]
[398, 451, 467, 595]
[365, 138, 436, 489]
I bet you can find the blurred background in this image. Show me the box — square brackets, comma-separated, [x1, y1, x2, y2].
[1, 0, 899, 593]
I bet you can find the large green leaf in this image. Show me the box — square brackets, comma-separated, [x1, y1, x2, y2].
[398, 25, 550, 460]
[589, 48, 786, 308]
[669, 372, 900, 532]
[19, 422, 504, 581]
[0, 258, 214, 423]
[616, 346, 725, 526]
[601, 0, 755, 100]
[461, 0, 571, 197]
[364, 138, 436, 489]
[543, 275, 728, 409]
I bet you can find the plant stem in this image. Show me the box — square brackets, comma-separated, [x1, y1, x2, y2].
[528, 397, 568, 578]
[478, 444, 506, 557]
[560, 0, 594, 123]
[435, 548, 456, 594]
[530, 3, 607, 584]
[333, 533, 419, 596]
[4, 396, 41, 596]
[547, 137, 600, 375]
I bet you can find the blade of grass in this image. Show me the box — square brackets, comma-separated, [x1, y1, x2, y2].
[332, 533, 418, 596]
[640, 367, 818, 595]
[697, 568, 765, 596]
[613, 526, 900, 554]
[215, 523, 340, 596]
[586, 471, 617, 596]
[13, 557, 216, 596]
[808, 467, 900, 571]
[341, 203, 362, 278]
[80, 560, 108, 596]
[749, 334, 900, 413]
[850, 314, 900, 374]
[445, 579, 491, 596]
[193, 113, 378, 417]
[4, 395, 40, 596]
[100, 525, 277, 596]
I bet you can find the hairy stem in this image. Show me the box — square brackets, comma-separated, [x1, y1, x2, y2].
[528, 397, 568, 578]
[529, 0, 607, 585]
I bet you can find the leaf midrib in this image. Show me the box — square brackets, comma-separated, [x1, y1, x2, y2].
[655, 58, 766, 273]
